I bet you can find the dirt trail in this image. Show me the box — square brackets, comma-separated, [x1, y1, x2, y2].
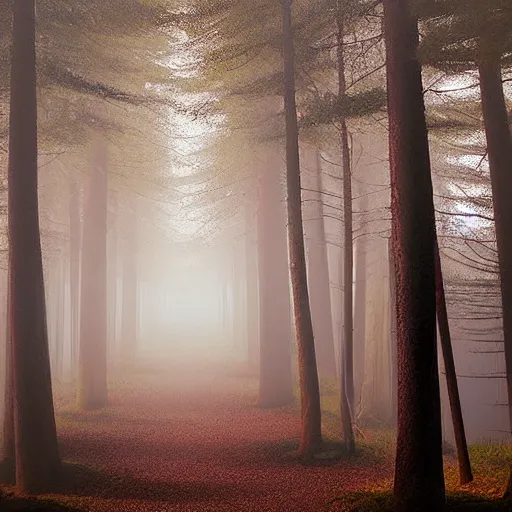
[52, 356, 391, 511]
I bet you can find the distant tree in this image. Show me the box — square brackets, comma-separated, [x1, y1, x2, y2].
[77, 139, 108, 410]
[121, 199, 139, 362]
[257, 153, 294, 407]
[68, 178, 81, 378]
[8, 0, 61, 492]
[383, 1, 446, 510]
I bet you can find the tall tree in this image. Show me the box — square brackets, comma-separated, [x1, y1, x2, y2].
[383, 1, 446, 509]
[337, 1, 356, 452]
[282, 0, 322, 457]
[77, 139, 108, 410]
[8, 0, 61, 493]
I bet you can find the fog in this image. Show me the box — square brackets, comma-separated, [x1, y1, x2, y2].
[1, 1, 512, 511]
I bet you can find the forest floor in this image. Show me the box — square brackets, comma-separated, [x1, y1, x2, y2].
[2, 351, 512, 511]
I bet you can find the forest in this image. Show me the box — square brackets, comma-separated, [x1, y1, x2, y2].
[0, 0, 511, 511]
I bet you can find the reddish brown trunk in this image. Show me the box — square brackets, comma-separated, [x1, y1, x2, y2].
[384, 1, 445, 510]
[478, 53, 512, 439]
[0, 293, 14, 484]
[257, 156, 293, 407]
[434, 241, 473, 485]
[8, 0, 61, 492]
[282, 0, 322, 457]
[77, 140, 108, 410]
[388, 240, 397, 426]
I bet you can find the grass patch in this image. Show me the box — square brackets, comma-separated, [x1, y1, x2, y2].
[0, 490, 85, 512]
[327, 490, 512, 511]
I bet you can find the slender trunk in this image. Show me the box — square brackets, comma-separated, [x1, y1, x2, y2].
[77, 140, 108, 410]
[282, 0, 322, 457]
[69, 178, 80, 379]
[0, 292, 14, 484]
[305, 151, 336, 378]
[232, 243, 245, 354]
[388, 240, 397, 426]
[108, 189, 118, 362]
[337, 4, 355, 452]
[245, 202, 259, 370]
[8, 0, 61, 492]
[53, 255, 65, 381]
[383, 2, 445, 510]
[121, 204, 138, 361]
[434, 241, 473, 484]
[353, 184, 367, 412]
[478, 51, 512, 440]
[257, 155, 293, 407]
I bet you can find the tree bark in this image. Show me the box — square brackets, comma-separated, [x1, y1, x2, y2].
[478, 50, 512, 441]
[257, 155, 293, 407]
[388, 240, 397, 427]
[8, 0, 62, 493]
[383, 1, 446, 510]
[282, 0, 322, 457]
[0, 293, 14, 484]
[77, 140, 108, 410]
[434, 241, 473, 485]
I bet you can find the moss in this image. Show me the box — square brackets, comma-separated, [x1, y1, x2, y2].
[0, 490, 85, 512]
[328, 490, 512, 511]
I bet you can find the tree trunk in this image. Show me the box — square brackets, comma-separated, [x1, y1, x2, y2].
[77, 140, 108, 410]
[107, 189, 118, 362]
[353, 187, 367, 413]
[305, 151, 336, 378]
[232, 242, 246, 355]
[8, 0, 62, 493]
[245, 202, 259, 370]
[121, 203, 138, 362]
[69, 178, 80, 379]
[257, 154, 293, 407]
[337, 4, 356, 453]
[282, 0, 322, 457]
[53, 255, 65, 381]
[388, 240, 397, 426]
[478, 50, 512, 441]
[0, 293, 14, 484]
[434, 241, 473, 484]
[383, 2, 446, 510]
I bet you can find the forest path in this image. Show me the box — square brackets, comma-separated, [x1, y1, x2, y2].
[53, 353, 392, 511]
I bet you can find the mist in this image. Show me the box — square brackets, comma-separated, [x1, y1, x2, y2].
[0, 1, 511, 511]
